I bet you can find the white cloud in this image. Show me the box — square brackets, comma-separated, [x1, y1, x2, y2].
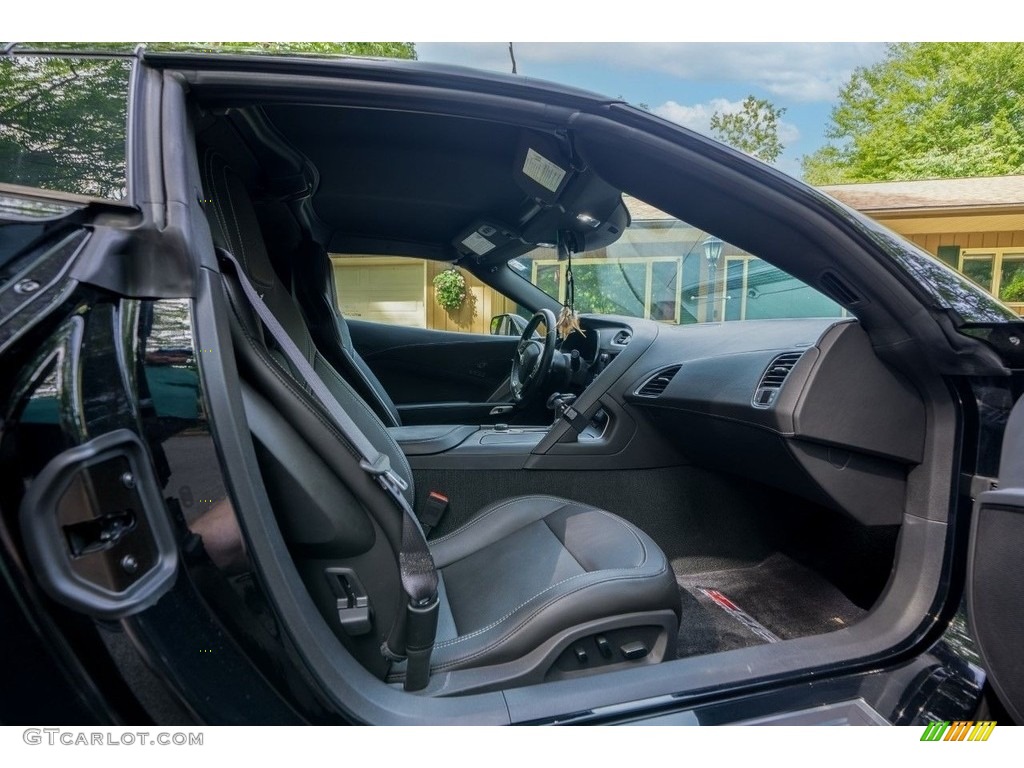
[652, 98, 801, 144]
[652, 98, 743, 135]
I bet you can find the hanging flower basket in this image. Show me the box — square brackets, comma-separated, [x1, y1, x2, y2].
[433, 268, 467, 311]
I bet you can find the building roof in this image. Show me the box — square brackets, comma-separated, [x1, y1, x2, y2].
[819, 176, 1024, 215]
[623, 195, 674, 221]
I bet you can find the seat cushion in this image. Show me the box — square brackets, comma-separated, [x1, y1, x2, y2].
[416, 495, 680, 675]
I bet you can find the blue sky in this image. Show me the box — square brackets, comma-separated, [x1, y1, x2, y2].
[415, 43, 891, 178]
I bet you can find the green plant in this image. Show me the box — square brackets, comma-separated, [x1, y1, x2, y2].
[433, 268, 467, 311]
[1001, 270, 1024, 302]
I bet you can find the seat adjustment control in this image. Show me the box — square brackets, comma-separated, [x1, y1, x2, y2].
[573, 645, 588, 664]
[620, 640, 649, 660]
[326, 568, 372, 636]
[595, 635, 613, 659]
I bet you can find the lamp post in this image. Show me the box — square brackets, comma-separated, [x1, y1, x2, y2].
[702, 235, 723, 322]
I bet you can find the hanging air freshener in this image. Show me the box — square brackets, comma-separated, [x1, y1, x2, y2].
[557, 235, 584, 339]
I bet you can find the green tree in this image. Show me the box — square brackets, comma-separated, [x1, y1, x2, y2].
[155, 42, 416, 58]
[710, 95, 787, 164]
[802, 43, 1024, 183]
[14, 42, 417, 58]
[0, 56, 132, 198]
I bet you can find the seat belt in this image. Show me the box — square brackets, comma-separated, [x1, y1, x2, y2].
[215, 248, 439, 692]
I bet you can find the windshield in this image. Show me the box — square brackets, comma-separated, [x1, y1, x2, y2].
[512, 197, 846, 324]
[855, 216, 1020, 324]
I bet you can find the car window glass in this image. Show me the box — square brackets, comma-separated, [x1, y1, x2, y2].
[514, 195, 845, 324]
[0, 55, 131, 200]
[330, 255, 529, 336]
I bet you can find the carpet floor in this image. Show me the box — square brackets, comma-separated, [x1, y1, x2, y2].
[674, 553, 866, 658]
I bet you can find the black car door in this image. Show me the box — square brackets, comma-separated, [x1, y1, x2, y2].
[346, 318, 519, 423]
[327, 255, 526, 424]
[967, 389, 1024, 724]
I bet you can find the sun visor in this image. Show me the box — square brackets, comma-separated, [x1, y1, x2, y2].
[513, 134, 573, 204]
[452, 220, 523, 261]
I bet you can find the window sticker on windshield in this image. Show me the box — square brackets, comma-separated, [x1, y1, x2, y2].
[462, 232, 496, 255]
[523, 148, 567, 193]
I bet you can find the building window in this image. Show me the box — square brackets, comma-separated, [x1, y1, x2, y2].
[528, 255, 684, 322]
[959, 248, 1024, 307]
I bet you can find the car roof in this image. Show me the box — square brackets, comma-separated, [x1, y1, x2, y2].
[170, 52, 631, 263]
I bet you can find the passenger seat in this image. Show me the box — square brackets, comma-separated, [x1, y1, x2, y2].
[201, 149, 681, 692]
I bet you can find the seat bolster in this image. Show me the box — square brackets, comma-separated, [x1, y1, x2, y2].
[424, 496, 681, 674]
[429, 495, 580, 568]
[346, 346, 403, 427]
[430, 561, 678, 673]
[434, 572, 459, 643]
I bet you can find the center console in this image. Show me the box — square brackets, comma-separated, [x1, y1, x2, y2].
[387, 316, 684, 473]
[389, 423, 550, 469]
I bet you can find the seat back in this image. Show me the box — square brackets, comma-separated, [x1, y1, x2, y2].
[200, 149, 413, 677]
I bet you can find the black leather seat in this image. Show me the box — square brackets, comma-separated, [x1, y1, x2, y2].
[201, 150, 680, 691]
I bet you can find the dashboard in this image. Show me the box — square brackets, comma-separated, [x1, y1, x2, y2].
[557, 319, 634, 391]
[537, 314, 925, 527]
[398, 312, 925, 530]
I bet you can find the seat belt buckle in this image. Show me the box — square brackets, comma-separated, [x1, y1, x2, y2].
[420, 491, 449, 534]
[403, 593, 439, 692]
[561, 404, 590, 434]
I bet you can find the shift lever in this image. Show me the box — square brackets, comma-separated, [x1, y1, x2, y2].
[546, 392, 578, 416]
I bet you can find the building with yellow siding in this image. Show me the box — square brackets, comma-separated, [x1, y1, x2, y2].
[821, 175, 1024, 314]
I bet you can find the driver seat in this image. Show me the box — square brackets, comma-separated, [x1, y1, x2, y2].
[201, 150, 681, 692]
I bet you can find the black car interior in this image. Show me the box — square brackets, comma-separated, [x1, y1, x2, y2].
[7, 51, 1020, 726]
[200, 148, 681, 693]
[184, 80, 935, 698]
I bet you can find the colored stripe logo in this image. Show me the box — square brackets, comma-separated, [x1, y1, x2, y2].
[920, 721, 996, 741]
[696, 587, 780, 643]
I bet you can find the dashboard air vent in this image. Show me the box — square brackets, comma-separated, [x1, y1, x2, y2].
[636, 365, 681, 398]
[752, 352, 803, 408]
[612, 330, 632, 346]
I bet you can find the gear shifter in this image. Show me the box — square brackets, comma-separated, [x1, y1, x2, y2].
[546, 392, 578, 420]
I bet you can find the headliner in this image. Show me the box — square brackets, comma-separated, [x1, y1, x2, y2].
[263, 105, 544, 258]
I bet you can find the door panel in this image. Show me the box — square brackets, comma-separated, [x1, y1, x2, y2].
[969, 391, 1024, 724]
[347, 318, 517, 405]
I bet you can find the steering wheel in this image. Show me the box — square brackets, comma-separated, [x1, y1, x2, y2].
[510, 309, 557, 403]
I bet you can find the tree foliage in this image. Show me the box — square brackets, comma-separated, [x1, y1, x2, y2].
[0, 56, 131, 198]
[15, 42, 417, 59]
[154, 42, 417, 58]
[710, 95, 787, 164]
[802, 43, 1024, 183]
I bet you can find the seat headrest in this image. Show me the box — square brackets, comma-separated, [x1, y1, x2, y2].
[200, 150, 279, 289]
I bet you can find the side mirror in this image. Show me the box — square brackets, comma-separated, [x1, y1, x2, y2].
[490, 313, 530, 336]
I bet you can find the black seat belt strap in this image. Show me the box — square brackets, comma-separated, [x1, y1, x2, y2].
[560, 403, 590, 434]
[216, 248, 438, 691]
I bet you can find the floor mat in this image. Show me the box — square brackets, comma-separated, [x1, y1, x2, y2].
[675, 553, 866, 658]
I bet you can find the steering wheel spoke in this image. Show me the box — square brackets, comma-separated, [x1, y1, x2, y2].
[510, 309, 557, 404]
